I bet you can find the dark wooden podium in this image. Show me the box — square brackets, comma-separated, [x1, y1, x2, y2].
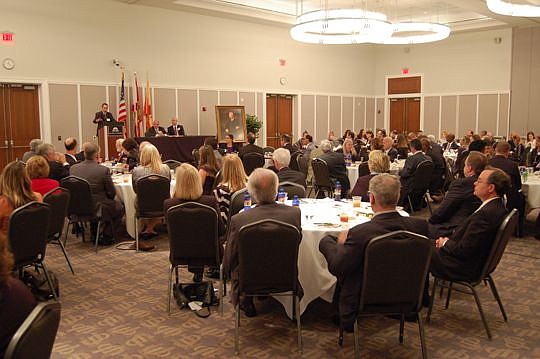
[97, 121, 124, 160]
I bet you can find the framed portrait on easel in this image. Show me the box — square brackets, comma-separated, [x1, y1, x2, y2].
[215, 105, 246, 143]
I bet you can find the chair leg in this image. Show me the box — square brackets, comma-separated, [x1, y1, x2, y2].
[353, 320, 360, 359]
[135, 217, 139, 252]
[426, 278, 438, 323]
[417, 313, 429, 359]
[219, 263, 224, 316]
[57, 237, 75, 275]
[408, 195, 414, 214]
[41, 263, 58, 301]
[235, 303, 240, 355]
[445, 282, 453, 309]
[425, 193, 433, 215]
[64, 221, 71, 247]
[167, 265, 173, 314]
[295, 295, 302, 354]
[94, 221, 102, 253]
[471, 285, 492, 340]
[399, 313, 405, 344]
[338, 326, 344, 347]
[486, 276, 507, 322]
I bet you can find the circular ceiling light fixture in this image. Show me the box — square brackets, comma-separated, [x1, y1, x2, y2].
[486, 0, 540, 17]
[379, 22, 451, 45]
[290, 8, 393, 44]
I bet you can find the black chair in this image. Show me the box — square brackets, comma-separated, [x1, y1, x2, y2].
[7, 201, 57, 300]
[163, 159, 181, 171]
[427, 209, 518, 340]
[358, 162, 370, 178]
[339, 230, 432, 359]
[227, 188, 258, 226]
[241, 152, 265, 175]
[263, 146, 275, 153]
[4, 302, 61, 359]
[43, 187, 74, 275]
[289, 151, 301, 171]
[134, 174, 171, 251]
[166, 202, 224, 315]
[407, 160, 434, 214]
[212, 169, 223, 190]
[60, 176, 111, 253]
[311, 158, 334, 198]
[192, 148, 200, 166]
[279, 181, 306, 199]
[234, 219, 302, 354]
[296, 153, 309, 179]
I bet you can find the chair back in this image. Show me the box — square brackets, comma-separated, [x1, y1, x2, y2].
[296, 154, 308, 177]
[228, 188, 258, 223]
[163, 159, 181, 171]
[237, 219, 301, 296]
[312, 158, 333, 189]
[43, 187, 70, 240]
[289, 151, 301, 171]
[482, 209, 518, 278]
[7, 201, 51, 268]
[358, 162, 370, 178]
[166, 202, 220, 266]
[4, 302, 61, 359]
[359, 231, 432, 314]
[410, 160, 434, 191]
[263, 146, 275, 153]
[136, 174, 171, 217]
[213, 169, 223, 189]
[192, 148, 200, 165]
[279, 181, 306, 198]
[60, 176, 97, 217]
[242, 152, 265, 175]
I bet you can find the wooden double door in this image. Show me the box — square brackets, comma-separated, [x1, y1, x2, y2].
[266, 94, 293, 149]
[389, 97, 420, 134]
[0, 83, 41, 169]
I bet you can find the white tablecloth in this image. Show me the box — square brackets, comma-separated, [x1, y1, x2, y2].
[522, 174, 540, 208]
[347, 165, 359, 187]
[390, 159, 405, 175]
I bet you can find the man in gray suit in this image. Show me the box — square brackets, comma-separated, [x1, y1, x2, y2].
[224, 168, 301, 317]
[70, 142, 124, 244]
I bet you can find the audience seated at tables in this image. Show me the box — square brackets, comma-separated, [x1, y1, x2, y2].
[302, 134, 316, 159]
[204, 137, 223, 170]
[198, 145, 219, 195]
[144, 120, 166, 137]
[442, 133, 460, 151]
[21, 138, 43, 163]
[26, 155, 60, 197]
[453, 139, 485, 178]
[430, 168, 510, 281]
[36, 143, 70, 181]
[280, 133, 296, 153]
[319, 174, 429, 332]
[529, 136, 540, 168]
[420, 137, 446, 195]
[509, 133, 525, 164]
[428, 151, 487, 238]
[70, 142, 125, 244]
[318, 140, 351, 195]
[337, 138, 361, 163]
[120, 137, 139, 171]
[132, 144, 171, 240]
[273, 148, 306, 188]
[399, 139, 432, 208]
[383, 136, 398, 162]
[350, 150, 390, 201]
[0, 233, 37, 358]
[213, 154, 248, 225]
[164, 163, 225, 282]
[64, 137, 85, 166]
[396, 134, 409, 160]
[0, 161, 43, 234]
[224, 168, 301, 317]
[294, 130, 309, 151]
[238, 132, 264, 159]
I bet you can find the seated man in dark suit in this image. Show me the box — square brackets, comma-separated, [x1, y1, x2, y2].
[224, 168, 301, 317]
[420, 137, 446, 195]
[442, 133, 460, 151]
[528, 135, 540, 168]
[238, 132, 264, 159]
[36, 143, 70, 181]
[64, 137, 85, 166]
[144, 120, 166, 137]
[428, 151, 487, 238]
[273, 148, 306, 188]
[318, 140, 351, 194]
[320, 174, 429, 331]
[383, 136, 398, 162]
[399, 139, 432, 207]
[280, 134, 296, 153]
[166, 117, 185, 136]
[430, 168, 510, 281]
[70, 142, 125, 244]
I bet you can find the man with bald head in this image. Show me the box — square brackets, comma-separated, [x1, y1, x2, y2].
[382, 136, 398, 162]
[144, 120, 166, 137]
[64, 137, 85, 165]
[223, 168, 301, 317]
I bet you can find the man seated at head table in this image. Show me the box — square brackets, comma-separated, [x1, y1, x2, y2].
[319, 173, 429, 332]
[430, 167, 510, 282]
[167, 117, 185, 136]
[223, 168, 301, 318]
[144, 120, 166, 137]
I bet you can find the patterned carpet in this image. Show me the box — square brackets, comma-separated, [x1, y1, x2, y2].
[43, 219, 540, 358]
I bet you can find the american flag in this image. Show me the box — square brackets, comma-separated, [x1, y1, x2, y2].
[117, 72, 127, 138]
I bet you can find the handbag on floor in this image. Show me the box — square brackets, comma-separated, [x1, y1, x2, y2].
[173, 281, 218, 318]
[21, 268, 60, 301]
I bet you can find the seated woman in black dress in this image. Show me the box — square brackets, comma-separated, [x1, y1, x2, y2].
[396, 133, 409, 160]
[198, 145, 219, 195]
[120, 137, 140, 171]
[219, 134, 239, 154]
[350, 150, 390, 200]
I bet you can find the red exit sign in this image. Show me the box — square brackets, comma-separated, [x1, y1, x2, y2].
[2, 32, 14, 43]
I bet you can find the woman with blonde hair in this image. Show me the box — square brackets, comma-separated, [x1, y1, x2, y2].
[198, 145, 218, 195]
[350, 150, 390, 200]
[337, 138, 360, 163]
[132, 144, 171, 239]
[164, 163, 225, 282]
[0, 161, 42, 233]
[213, 154, 248, 224]
[26, 155, 59, 197]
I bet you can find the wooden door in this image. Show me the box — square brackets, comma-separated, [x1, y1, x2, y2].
[266, 94, 293, 149]
[390, 98, 405, 133]
[405, 98, 421, 132]
[0, 85, 9, 169]
[389, 97, 420, 134]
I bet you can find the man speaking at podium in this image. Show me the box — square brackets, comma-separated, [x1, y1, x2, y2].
[93, 103, 115, 137]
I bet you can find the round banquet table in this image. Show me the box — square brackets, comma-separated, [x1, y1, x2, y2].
[389, 159, 405, 175]
[272, 198, 408, 319]
[522, 174, 540, 208]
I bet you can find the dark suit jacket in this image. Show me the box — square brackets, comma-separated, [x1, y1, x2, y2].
[282, 143, 296, 153]
[69, 160, 116, 205]
[386, 147, 398, 162]
[65, 151, 85, 166]
[277, 167, 306, 188]
[145, 126, 166, 137]
[163, 195, 225, 237]
[166, 124, 185, 136]
[489, 155, 523, 213]
[400, 151, 432, 189]
[529, 148, 540, 168]
[442, 141, 459, 151]
[93, 111, 115, 137]
[428, 175, 480, 237]
[238, 143, 264, 159]
[48, 161, 69, 182]
[350, 173, 376, 200]
[319, 211, 429, 330]
[223, 203, 301, 304]
[396, 147, 409, 160]
[318, 151, 351, 193]
[430, 198, 507, 281]
[426, 145, 446, 192]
